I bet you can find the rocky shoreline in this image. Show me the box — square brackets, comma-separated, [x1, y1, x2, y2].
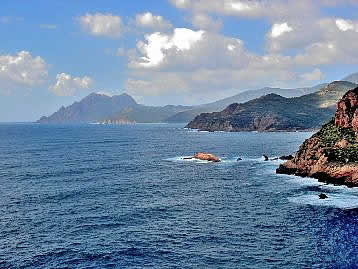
[277, 87, 358, 187]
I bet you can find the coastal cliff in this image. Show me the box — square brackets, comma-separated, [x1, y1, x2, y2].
[277, 87, 358, 187]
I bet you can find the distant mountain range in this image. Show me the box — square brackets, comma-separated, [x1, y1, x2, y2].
[186, 81, 357, 132]
[38, 93, 138, 123]
[166, 84, 326, 123]
[37, 84, 326, 124]
[38, 93, 192, 124]
[99, 104, 193, 124]
[38, 71, 358, 125]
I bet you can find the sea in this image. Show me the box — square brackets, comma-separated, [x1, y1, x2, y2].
[0, 123, 358, 268]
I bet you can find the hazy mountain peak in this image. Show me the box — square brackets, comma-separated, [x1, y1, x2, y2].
[38, 92, 138, 123]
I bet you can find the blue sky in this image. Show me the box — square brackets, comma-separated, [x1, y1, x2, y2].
[1, 0, 358, 121]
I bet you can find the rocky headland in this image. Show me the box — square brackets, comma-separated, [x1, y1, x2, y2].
[186, 81, 356, 132]
[277, 87, 358, 187]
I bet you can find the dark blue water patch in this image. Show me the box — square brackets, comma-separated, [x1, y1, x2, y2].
[0, 123, 358, 268]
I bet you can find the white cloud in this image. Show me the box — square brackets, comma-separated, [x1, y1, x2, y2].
[135, 12, 172, 30]
[126, 29, 307, 101]
[266, 20, 321, 53]
[169, 0, 191, 9]
[0, 51, 48, 92]
[266, 17, 358, 61]
[295, 42, 338, 65]
[335, 19, 358, 32]
[271, 23, 293, 38]
[300, 68, 323, 81]
[131, 28, 205, 68]
[69, 1, 354, 104]
[124, 1, 358, 103]
[49, 73, 93, 96]
[169, 0, 320, 20]
[191, 13, 223, 32]
[228, 1, 257, 12]
[78, 13, 122, 38]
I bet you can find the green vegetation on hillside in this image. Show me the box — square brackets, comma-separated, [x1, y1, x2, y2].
[315, 119, 358, 163]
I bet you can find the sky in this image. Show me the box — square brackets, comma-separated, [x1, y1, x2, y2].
[1, 0, 358, 121]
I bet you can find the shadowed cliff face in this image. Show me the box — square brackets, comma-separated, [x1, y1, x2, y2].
[277, 87, 358, 187]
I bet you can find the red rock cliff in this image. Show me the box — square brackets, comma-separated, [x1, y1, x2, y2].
[277, 87, 358, 187]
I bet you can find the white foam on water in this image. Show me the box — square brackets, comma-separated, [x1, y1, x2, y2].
[320, 183, 358, 193]
[289, 193, 358, 210]
[164, 156, 213, 164]
[286, 175, 323, 187]
[164, 156, 244, 165]
[164, 155, 285, 168]
[185, 129, 199, 133]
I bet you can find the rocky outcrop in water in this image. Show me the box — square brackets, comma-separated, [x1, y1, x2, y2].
[277, 87, 358, 187]
[188, 152, 221, 162]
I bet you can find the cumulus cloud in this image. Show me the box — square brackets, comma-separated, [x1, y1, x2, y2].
[125, 28, 311, 101]
[0, 51, 48, 92]
[122, 0, 358, 103]
[131, 28, 205, 68]
[335, 19, 358, 32]
[295, 42, 338, 66]
[266, 17, 358, 64]
[78, 13, 122, 38]
[271, 23, 293, 38]
[300, 68, 323, 81]
[170, 0, 191, 9]
[70, 1, 358, 103]
[191, 13, 223, 32]
[49, 73, 93, 96]
[169, 0, 320, 20]
[135, 12, 172, 31]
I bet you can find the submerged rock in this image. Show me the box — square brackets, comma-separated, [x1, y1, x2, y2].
[193, 152, 221, 162]
[319, 193, 328, 199]
[277, 87, 358, 187]
[263, 155, 269, 161]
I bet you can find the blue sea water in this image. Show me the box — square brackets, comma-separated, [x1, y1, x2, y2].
[0, 123, 358, 268]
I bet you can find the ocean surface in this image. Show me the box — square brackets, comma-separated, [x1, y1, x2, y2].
[1, 123, 358, 269]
